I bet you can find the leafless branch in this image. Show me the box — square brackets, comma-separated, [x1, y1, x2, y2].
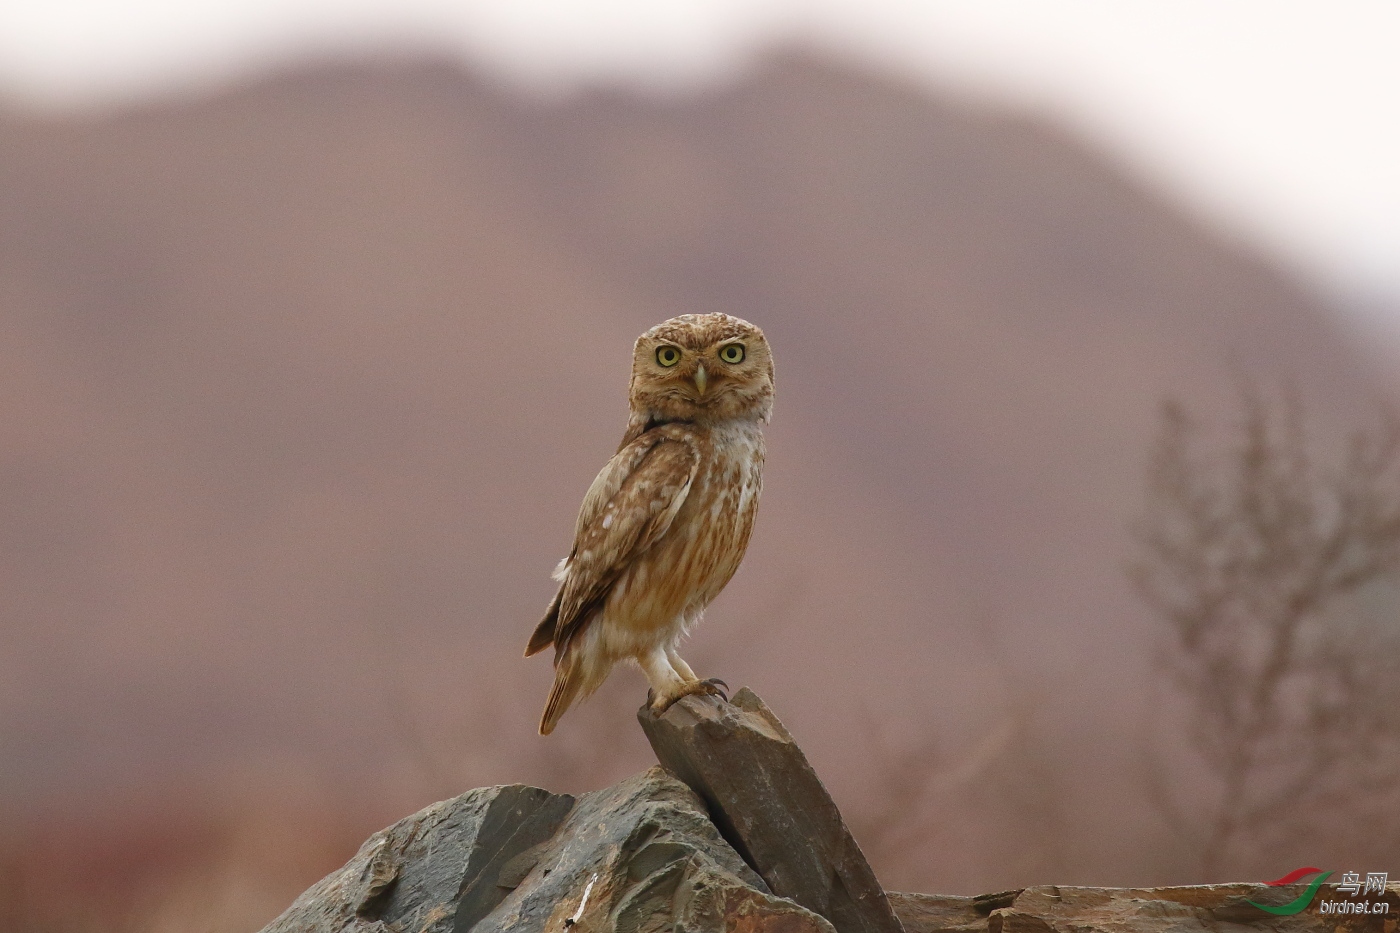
[1130, 383, 1400, 878]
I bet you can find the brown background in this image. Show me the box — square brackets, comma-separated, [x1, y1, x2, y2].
[0, 48, 1392, 930]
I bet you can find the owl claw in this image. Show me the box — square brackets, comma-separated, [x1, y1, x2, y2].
[681, 678, 729, 703]
[649, 678, 731, 714]
[701, 678, 730, 701]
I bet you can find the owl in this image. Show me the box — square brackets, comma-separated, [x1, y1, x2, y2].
[525, 313, 775, 735]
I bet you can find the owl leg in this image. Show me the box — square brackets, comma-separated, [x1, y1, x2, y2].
[666, 649, 729, 702]
[639, 648, 689, 711]
[665, 649, 697, 681]
[641, 648, 728, 711]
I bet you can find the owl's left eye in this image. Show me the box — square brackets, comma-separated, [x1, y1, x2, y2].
[718, 344, 746, 364]
[656, 345, 682, 367]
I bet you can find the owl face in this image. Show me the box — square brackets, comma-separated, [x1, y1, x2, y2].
[629, 313, 774, 426]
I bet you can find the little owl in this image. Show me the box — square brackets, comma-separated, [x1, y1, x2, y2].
[525, 313, 774, 735]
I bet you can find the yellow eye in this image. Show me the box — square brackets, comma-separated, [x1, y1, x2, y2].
[719, 343, 745, 364]
[656, 345, 682, 367]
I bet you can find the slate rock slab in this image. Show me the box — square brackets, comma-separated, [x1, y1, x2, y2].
[260, 766, 836, 933]
[261, 783, 575, 933]
[884, 893, 984, 933]
[889, 883, 1400, 933]
[638, 687, 905, 933]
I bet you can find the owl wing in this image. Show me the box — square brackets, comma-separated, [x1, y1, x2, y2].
[525, 433, 700, 658]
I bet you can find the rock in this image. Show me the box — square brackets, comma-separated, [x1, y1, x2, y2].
[261, 687, 1391, 933]
[885, 893, 985, 933]
[260, 767, 836, 933]
[261, 783, 575, 933]
[890, 883, 1400, 933]
[637, 688, 906, 933]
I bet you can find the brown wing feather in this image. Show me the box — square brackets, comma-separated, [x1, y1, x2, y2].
[570, 433, 663, 546]
[539, 652, 582, 735]
[548, 435, 700, 656]
[524, 590, 560, 657]
[524, 433, 661, 658]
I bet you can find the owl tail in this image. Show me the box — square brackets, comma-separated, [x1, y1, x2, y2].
[539, 653, 584, 736]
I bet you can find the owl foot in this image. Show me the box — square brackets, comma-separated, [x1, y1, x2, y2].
[649, 678, 730, 713]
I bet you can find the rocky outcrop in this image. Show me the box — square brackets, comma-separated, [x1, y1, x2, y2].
[890, 884, 1399, 933]
[262, 690, 1395, 933]
[260, 767, 834, 933]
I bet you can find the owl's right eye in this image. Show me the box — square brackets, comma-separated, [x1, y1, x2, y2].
[656, 346, 682, 367]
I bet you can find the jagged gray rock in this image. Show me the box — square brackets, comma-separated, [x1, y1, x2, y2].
[638, 688, 906, 933]
[891, 884, 1400, 933]
[261, 689, 1388, 933]
[884, 893, 984, 933]
[260, 767, 836, 933]
[261, 783, 575, 933]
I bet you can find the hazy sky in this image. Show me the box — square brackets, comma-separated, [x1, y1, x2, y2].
[0, 0, 1396, 317]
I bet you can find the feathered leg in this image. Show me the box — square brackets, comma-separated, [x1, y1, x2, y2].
[641, 648, 727, 711]
[666, 648, 727, 700]
[666, 649, 697, 681]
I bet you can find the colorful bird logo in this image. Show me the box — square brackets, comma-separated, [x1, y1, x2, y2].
[1247, 867, 1333, 915]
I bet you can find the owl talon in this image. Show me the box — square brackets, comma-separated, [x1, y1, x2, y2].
[701, 678, 730, 701]
[648, 678, 731, 714]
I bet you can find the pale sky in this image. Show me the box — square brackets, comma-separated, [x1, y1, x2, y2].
[0, 1, 1397, 321]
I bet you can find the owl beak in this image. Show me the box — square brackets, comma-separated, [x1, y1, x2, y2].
[693, 364, 708, 396]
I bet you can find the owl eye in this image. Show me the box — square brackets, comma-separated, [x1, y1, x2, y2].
[718, 343, 745, 364]
[655, 345, 682, 367]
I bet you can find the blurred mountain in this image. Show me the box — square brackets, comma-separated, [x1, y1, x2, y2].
[0, 49, 1388, 903]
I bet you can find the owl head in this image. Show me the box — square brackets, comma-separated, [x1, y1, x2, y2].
[628, 313, 775, 428]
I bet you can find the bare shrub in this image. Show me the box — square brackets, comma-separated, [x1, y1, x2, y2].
[847, 695, 1064, 894]
[1131, 385, 1400, 878]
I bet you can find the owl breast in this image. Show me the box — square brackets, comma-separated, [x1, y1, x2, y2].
[597, 420, 765, 653]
